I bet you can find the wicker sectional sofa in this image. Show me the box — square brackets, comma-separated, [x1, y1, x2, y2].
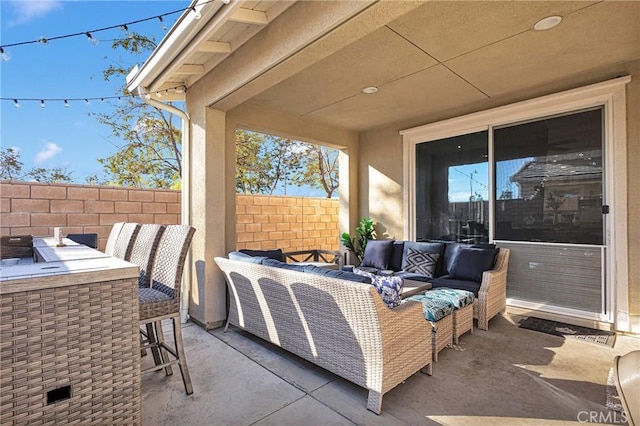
[214, 256, 433, 414]
[356, 241, 511, 330]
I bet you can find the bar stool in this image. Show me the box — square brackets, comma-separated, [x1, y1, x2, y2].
[139, 225, 196, 395]
[104, 222, 125, 255]
[129, 224, 166, 363]
[112, 222, 141, 261]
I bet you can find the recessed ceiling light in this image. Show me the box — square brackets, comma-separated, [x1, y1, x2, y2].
[362, 86, 378, 94]
[534, 16, 562, 31]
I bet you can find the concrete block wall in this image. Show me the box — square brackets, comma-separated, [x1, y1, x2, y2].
[1, 181, 181, 251]
[235, 194, 340, 252]
[0, 181, 340, 253]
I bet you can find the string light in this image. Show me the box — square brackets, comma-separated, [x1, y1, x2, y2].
[2, 83, 189, 108]
[158, 16, 167, 31]
[0, 0, 233, 60]
[85, 32, 99, 46]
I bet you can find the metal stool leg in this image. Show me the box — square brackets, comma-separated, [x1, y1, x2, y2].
[172, 317, 194, 395]
[154, 320, 173, 376]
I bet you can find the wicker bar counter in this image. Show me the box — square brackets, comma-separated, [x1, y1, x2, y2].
[0, 248, 141, 425]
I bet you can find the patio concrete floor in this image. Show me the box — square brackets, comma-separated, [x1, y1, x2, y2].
[141, 313, 639, 425]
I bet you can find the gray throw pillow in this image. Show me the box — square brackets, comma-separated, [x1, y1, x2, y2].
[403, 248, 439, 278]
[401, 241, 445, 271]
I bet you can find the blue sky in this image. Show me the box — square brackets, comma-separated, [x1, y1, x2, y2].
[1, 0, 187, 183]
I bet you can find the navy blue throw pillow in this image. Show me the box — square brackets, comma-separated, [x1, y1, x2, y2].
[361, 240, 394, 270]
[239, 248, 285, 262]
[448, 247, 499, 283]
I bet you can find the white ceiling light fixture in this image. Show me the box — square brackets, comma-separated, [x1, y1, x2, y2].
[534, 16, 562, 31]
[362, 86, 378, 94]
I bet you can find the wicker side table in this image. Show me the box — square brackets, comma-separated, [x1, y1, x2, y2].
[0, 257, 140, 425]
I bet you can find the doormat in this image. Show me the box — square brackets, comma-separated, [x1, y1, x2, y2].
[518, 316, 616, 348]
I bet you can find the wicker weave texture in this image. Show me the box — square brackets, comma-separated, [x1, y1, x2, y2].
[112, 222, 141, 261]
[139, 225, 195, 321]
[453, 304, 473, 344]
[431, 314, 453, 362]
[104, 222, 125, 256]
[129, 224, 165, 288]
[0, 278, 141, 425]
[474, 248, 510, 330]
[215, 257, 432, 414]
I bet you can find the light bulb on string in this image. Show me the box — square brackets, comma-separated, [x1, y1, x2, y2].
[158, 16, 167, 30]
[86, 32, 99, 46]
[191, 6, 202, 19]
[40, 100, 46, 108]
[38, 37, 49, 45]
[64, 100, 70, 108]
[13, 99, 20, 108]
[85, 99, 90, 105]
[120, 25, 128, 32]
[156, 91, 162, 98]
[0, 47, 10, 62]
[222, 0, 231, 4]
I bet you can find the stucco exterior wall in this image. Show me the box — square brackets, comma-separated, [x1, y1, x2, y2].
[358, 60, 640, 322]
[625, 61, 640, 316]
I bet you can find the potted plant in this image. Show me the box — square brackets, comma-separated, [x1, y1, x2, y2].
[340, 217, 375, 265]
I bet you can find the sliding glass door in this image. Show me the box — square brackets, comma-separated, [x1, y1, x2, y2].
[412, 107, 607, 317]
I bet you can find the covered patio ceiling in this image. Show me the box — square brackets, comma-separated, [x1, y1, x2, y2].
[127, 0, 640, 133]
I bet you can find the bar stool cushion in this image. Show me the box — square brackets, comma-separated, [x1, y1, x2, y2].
[139, 287, 171, 304]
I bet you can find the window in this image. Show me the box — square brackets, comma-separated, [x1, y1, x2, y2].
[493, 108, 604, 245]
[415, 131, 489, 243]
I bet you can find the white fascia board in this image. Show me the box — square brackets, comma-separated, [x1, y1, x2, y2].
[126, 0, 227, 94]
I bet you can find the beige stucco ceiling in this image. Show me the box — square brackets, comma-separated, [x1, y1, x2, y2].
[133, 0, 640, 132]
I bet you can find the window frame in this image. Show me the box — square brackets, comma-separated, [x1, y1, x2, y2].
[401, 76, 630, 326]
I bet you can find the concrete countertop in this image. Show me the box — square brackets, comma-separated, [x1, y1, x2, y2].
[0, 238, 139, 294]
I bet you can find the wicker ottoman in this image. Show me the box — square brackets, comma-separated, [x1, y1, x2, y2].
[420, 288, 475, 344]
[402, 295, 454, 362]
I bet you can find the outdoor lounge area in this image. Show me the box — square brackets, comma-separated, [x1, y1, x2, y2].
[2, 0, 640, 424]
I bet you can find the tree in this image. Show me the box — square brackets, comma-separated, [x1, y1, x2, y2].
[93, 33, 182, 189]
[0, 148, 72, 183]
[235, 130, 305, 195]
[235, 130, 340, 197]
[292, 145, 339, 198]
[27, 167, 73, 183]
[0, 148, 23, 180]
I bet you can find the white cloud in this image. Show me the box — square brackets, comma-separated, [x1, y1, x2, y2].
[34, 142, 62, 164]
[8, 0, 62, 27]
